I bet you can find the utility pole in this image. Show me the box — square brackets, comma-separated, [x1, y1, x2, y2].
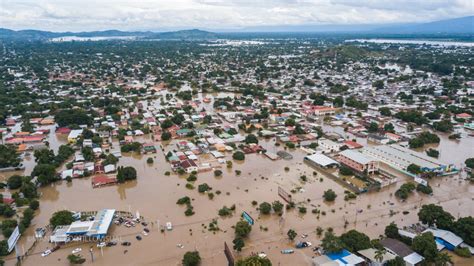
[90, 247, 94, 262]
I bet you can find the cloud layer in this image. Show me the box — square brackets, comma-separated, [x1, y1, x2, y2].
[1, 0, 473, 31]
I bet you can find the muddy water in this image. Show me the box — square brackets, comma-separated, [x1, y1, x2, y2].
[1, 117, 473, 265]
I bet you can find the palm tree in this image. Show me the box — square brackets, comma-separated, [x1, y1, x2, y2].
[374, 248, 386, 263]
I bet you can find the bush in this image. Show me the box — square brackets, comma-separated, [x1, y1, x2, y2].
[187, 174, 197, 182]
[146, 157, 154, 164]
[416, 184, 433, 195]
[50, 210, 74, 228]
[214, 170, 222, 177]
[218, 206, 232, 217]
[259, 202, 272, 215]
[198, 183, 211, 193]
[339, 166, 354, 176]
[161, 131, 172, 141]
[117, 166, 137, 183]
[182, 251, 201, 266]
[232, 151, 245, 161]
[426, 149, 439, 158]
[177, 196, 191, 205]
[67, 254, 86, 264]
[29, 200, 40, 210]
[7, 175, 23, 189]
[184, 206, 195, 216]
[272, 201, 284, 213]
[323, 189, 337, 201]
[235, 220, 252, 238]
[287, 229, 297, 240]
[454, 247, 471, 258]
[395, 182, 416, 199]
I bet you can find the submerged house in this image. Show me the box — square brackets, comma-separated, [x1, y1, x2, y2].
[379, 238, 424, 266]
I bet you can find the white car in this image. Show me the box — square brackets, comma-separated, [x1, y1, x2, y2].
[72, 248, 82, 254]
[41, 250, 52, 257]
[166, 222, 173, 230]
[97, 242, 106, 248]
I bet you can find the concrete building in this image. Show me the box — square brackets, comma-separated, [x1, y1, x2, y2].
[361, 144, 457, 177]
[318, 138, 342, 153]
[50, 209, 116, 243]
[338, 149, 379, 174]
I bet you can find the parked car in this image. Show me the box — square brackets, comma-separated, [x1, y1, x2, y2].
[295, 241, 312, 248]
[121, 241, 131, 246]
[166, 222, 173, 230]
[136, 235, 142, 240]
[41, 250, 52, 257]
[281, 249, 294, 254]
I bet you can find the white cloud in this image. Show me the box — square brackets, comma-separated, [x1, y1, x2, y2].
[0, 0, 472, 31]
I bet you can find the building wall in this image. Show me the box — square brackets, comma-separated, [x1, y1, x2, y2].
[338, 155, 379, 174]
[339, 155, 365, 172]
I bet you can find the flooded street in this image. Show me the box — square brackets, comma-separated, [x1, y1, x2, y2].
[1, 126, 473, 265]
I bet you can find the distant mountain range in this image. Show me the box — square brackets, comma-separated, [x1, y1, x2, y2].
[0, 16, 472, 40]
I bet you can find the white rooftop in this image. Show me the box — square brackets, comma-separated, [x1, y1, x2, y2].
[424, 228, 464, 247]
[404, 252, 424, 265]
[305, 153, 339, 167]
[339, 149, 375, 165]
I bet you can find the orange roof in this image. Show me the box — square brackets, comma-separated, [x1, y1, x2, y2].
[17, 144, 27, 152]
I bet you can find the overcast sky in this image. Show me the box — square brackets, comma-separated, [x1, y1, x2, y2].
[1, 0, 473, 32]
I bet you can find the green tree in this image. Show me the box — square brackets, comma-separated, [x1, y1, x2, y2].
[116, 166, 137, 183]
[418, 204, 454, 229]
[161, 131, 172, 141]
[287, 229, 297, 241]
[34, 149, 55, 165]
[452, 217, 474, 246]
[7, 175, 23, 189]
[323, 189, 337, 201]
[379, 107, 392, 117]
[182, 251, 201, 266]
[385, 256, 405, 266]
[0, 240, 9, 256]
[32, 164, 57, 186]
[233, 237, 245, 251]
[407, 163, 422, 175]
[367, 122, 379, 133]
[465, 158, 474, 169]
[50, 210, 74, 228]
[235, 220, 252, 238]
[384, 123, 395, 133]
[232, 151, 245, 161]
[236, 255, 272, 266]
[339, 166, 353, 176]
[434, 252, 452, 265]
[384, 222, 400, 239]
[272, 201, 284, 214]
[244, 134, 259, 144]
[67, 254, 85, 264]
[55, 109, 92, 127]
[374, 249, 386, 263]
[321, 231, 344, 254]
[412, 232, 438, 262]
[0, 145, 21, 168]
[340, 230, 372, 252]
[259, 202, 272, 215]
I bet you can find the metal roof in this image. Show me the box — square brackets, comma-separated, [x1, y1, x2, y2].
[424, 228, 463, 247]
[339, 149, 375, 165]
[305, 153, 339, 167]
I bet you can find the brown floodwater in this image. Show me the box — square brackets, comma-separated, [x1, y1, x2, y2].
[1, 116, 473, 265]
